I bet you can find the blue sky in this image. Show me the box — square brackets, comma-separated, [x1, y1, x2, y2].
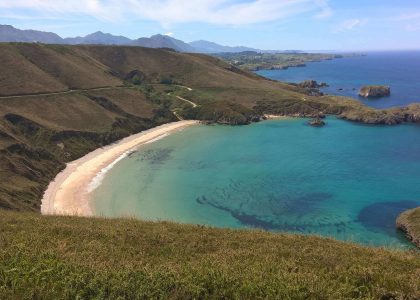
[1, 0, 420, 50]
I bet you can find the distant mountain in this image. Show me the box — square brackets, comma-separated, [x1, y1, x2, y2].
[0, 24, 286, 54]
[189, 40, 259, 53]
[0, 24, 63, 44]
[132, 34, 196, 52]
[63, 31, 132, 45]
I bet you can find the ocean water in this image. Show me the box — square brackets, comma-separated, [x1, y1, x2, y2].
[92, 118, 420, 249]
[256, 51, 420, 109]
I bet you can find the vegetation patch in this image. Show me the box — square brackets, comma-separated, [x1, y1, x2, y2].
[0, 210, 419, 299]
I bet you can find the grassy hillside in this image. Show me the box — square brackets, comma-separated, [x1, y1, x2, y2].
[0, 210, 419, 299]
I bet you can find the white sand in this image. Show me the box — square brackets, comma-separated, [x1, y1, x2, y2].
[41, 120, 198, 217]
[264, 114, 293, 120]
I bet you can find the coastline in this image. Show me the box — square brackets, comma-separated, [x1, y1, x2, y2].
[263, 114, 294, 120]
[41, 120, 199, 217]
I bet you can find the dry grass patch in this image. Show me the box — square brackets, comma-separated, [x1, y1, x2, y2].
[0, 211, 419, 299]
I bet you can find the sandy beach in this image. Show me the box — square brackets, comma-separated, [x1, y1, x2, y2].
[264, 114, 293, 120]
[41, 120, 198, 216]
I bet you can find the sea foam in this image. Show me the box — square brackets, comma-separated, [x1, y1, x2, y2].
[86, 132, 171, 193]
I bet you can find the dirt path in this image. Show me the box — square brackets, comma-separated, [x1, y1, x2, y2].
[175, 95, 198, 108]
[0, 86, 130, 99]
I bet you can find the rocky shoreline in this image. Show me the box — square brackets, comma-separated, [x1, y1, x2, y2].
[396, 208, 420, 248]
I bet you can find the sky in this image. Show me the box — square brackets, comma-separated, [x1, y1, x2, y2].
[1, 0, 420, 51]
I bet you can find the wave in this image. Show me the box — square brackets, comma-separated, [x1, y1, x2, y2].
[145, 133, 169, 144]
[86, 151, 131, 193]
[86, 132, 171, 194]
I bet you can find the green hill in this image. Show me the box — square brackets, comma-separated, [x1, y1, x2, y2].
[0, 210, 419, 299]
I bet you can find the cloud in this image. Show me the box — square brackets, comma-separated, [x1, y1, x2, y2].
[0, 0, 125, 22]
[405, 23, 420, 32]
[393, 12, 420, 32]
[164, 32, 174, 36]
[0, 0, 333, 25]
[395, 12, 420, 21]
[314, 0, 333, 19]
[333, 19, 366, 33]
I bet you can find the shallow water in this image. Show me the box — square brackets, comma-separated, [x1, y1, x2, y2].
[256, 51, 420, 109]
[92, 118, 420, 249]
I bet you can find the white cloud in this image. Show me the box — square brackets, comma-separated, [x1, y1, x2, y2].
[393, 11, 420, 32]
[164, 32, 174, 36]
[0, 0, 333, 25]
[333, 19, 366, 33]
[314, 0, 333, 19]
[395, 12, 420, 21]
[0, 0, 125, 22]
[405, 23, 420, 32]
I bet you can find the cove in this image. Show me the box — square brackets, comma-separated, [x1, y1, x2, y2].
[91, 117, 420, 248]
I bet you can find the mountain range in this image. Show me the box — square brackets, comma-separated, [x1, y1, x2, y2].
[0, 24, 279, 53]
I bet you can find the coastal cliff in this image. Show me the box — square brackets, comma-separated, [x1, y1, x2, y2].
[397, 207, 420, 248]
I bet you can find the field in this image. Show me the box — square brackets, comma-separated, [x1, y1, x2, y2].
[0, 210, 419, 299]
[213, 51, 347, 71]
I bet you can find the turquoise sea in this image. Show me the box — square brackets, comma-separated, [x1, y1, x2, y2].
[92, 118, 420, 249]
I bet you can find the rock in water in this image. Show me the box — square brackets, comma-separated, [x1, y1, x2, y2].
[309, 117, 326, 127]
[358, 85, 391, 98]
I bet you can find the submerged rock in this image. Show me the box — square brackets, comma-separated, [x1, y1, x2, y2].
[359, 85, 391, 98]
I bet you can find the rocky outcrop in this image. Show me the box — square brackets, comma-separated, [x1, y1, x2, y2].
[296, 80, 328, 96]
[337, 103, 420, 125]
[183, 101, 261, 125]
[396, 208, 420, 248]
[359, 85, 391, 98]
[298, 80, 328, 89]
[387, 104, 420, 123]
[309, 117, 325, 127]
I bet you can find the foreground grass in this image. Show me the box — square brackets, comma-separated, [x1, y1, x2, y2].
[0, 211, 419, 299]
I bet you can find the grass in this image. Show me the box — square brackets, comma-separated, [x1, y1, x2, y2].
[0, 210, 419, 299]
[407, 209, 420, 240]
[213, 52, 344, 71]
[397, 208, 420, 248]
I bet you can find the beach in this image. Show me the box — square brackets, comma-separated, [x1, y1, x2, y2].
[41, 120, 198, 216]
[264, 114, 293, 120]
